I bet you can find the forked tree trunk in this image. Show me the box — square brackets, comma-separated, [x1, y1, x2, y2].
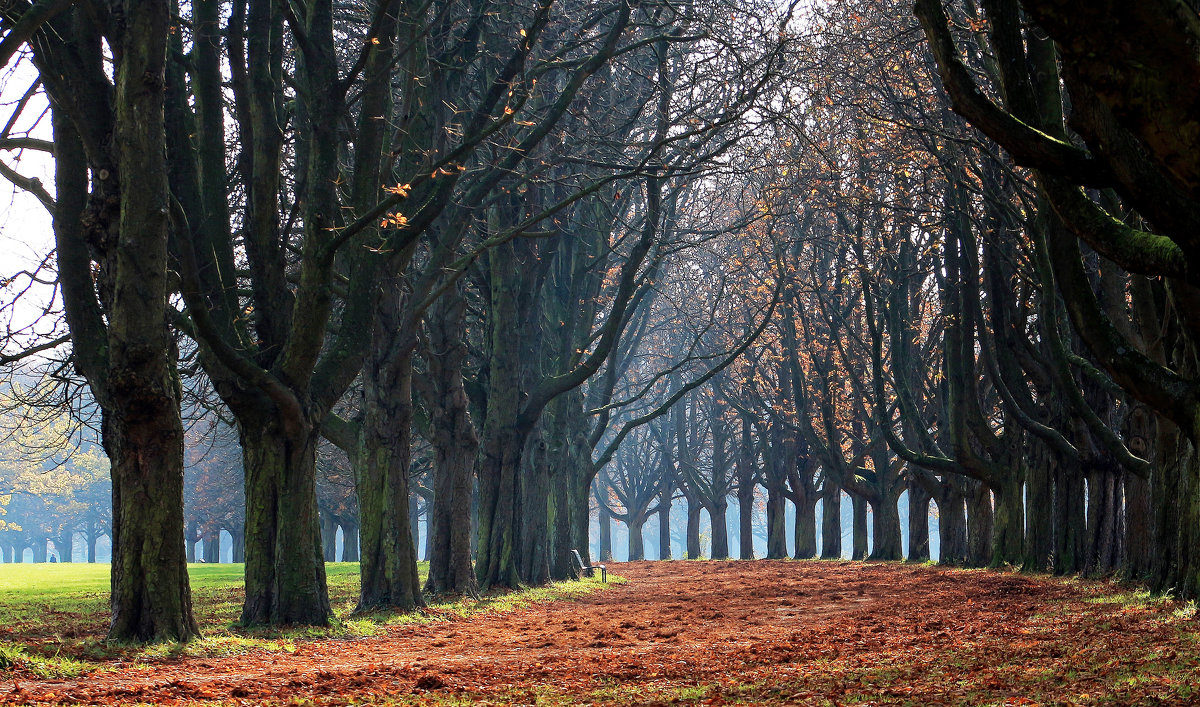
[476, 237, 539, 589]
[355, 346, 423, 612]
[240, 415, 331, 625]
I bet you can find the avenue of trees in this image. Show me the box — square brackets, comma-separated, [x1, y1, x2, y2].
[2, 0, 1200, 644]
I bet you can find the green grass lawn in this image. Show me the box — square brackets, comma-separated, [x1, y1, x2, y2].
[0, 562, 369, 638]
[0, 561, 611, 676]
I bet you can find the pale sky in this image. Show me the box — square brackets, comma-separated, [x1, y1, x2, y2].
[1, 56, 61, 353]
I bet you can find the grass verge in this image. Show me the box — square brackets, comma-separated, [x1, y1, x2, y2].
[0, 562, 616, 678]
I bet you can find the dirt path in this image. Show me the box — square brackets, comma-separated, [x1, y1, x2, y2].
[4, 561, 1196, 705]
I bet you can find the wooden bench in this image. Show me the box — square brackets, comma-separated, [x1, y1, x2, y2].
[571, 549, 606, 583]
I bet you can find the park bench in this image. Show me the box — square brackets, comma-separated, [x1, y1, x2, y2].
[571, 549, 607, 583]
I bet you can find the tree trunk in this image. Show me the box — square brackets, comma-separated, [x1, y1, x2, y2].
[966, 481, 993, 568]
[1124, 469, 1153, 581]
[709, 501, 730, 560]
[794, 496, 817, 559]
[658, 480, 672, 560]
[202, 530, 220, 564]
[57, 533, 73, 563]
[907, 481, 931, 563]
[423, 287, 479, 594]
[869, 495, 903, 560]
[409, 494, 421, 557]
[1084, 466, 1123, 577]
[821, 489, 842, 559]
[239, 415, 331, 625]
[355, 346, 423, 612]
[851, 495, 868, 560]
[476, 423, 529, 588]
[320, 514, 338, 563]
[186, 521, 196, 563]
[476, 238, 539, 589]
[938, 485, 969, 565]
[1053, 461, 1087, 575]
[87, 523, 98, 563]
[341, 525, 358, 563]
[738, 483, 756, 560]
[517, 434, 551, 584]
[85, 0, 200, 640]
[766, 480, 788, 559]
[104, 319, 198, 641]
[686, 498, 702, 559]
[549, 442, 573, 579]
[1023, 445, 1054, 572]
[598, 491, 613, 562]
[991, 472, 1024, 567]
[230, 528, 245, 564]
[628, 517, 645, 561]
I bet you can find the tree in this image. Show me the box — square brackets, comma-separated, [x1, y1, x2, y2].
[1, 0, 200, 640]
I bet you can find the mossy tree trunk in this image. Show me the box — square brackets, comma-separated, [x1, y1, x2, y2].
[38, 0, 199, 641]
[240, 412, 330, 625]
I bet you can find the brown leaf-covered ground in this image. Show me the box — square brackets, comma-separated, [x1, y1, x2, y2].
[5, 560, 1200, 705]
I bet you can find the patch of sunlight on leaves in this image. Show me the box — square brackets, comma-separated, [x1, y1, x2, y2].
[375, 574, 622, 628]
[1173, 601, 1197, 620]
[340, 617, 387, 637]
[135, 634, 297, 660]
[1083, 588, 1154, 606]
[0, 642, 91, 679]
